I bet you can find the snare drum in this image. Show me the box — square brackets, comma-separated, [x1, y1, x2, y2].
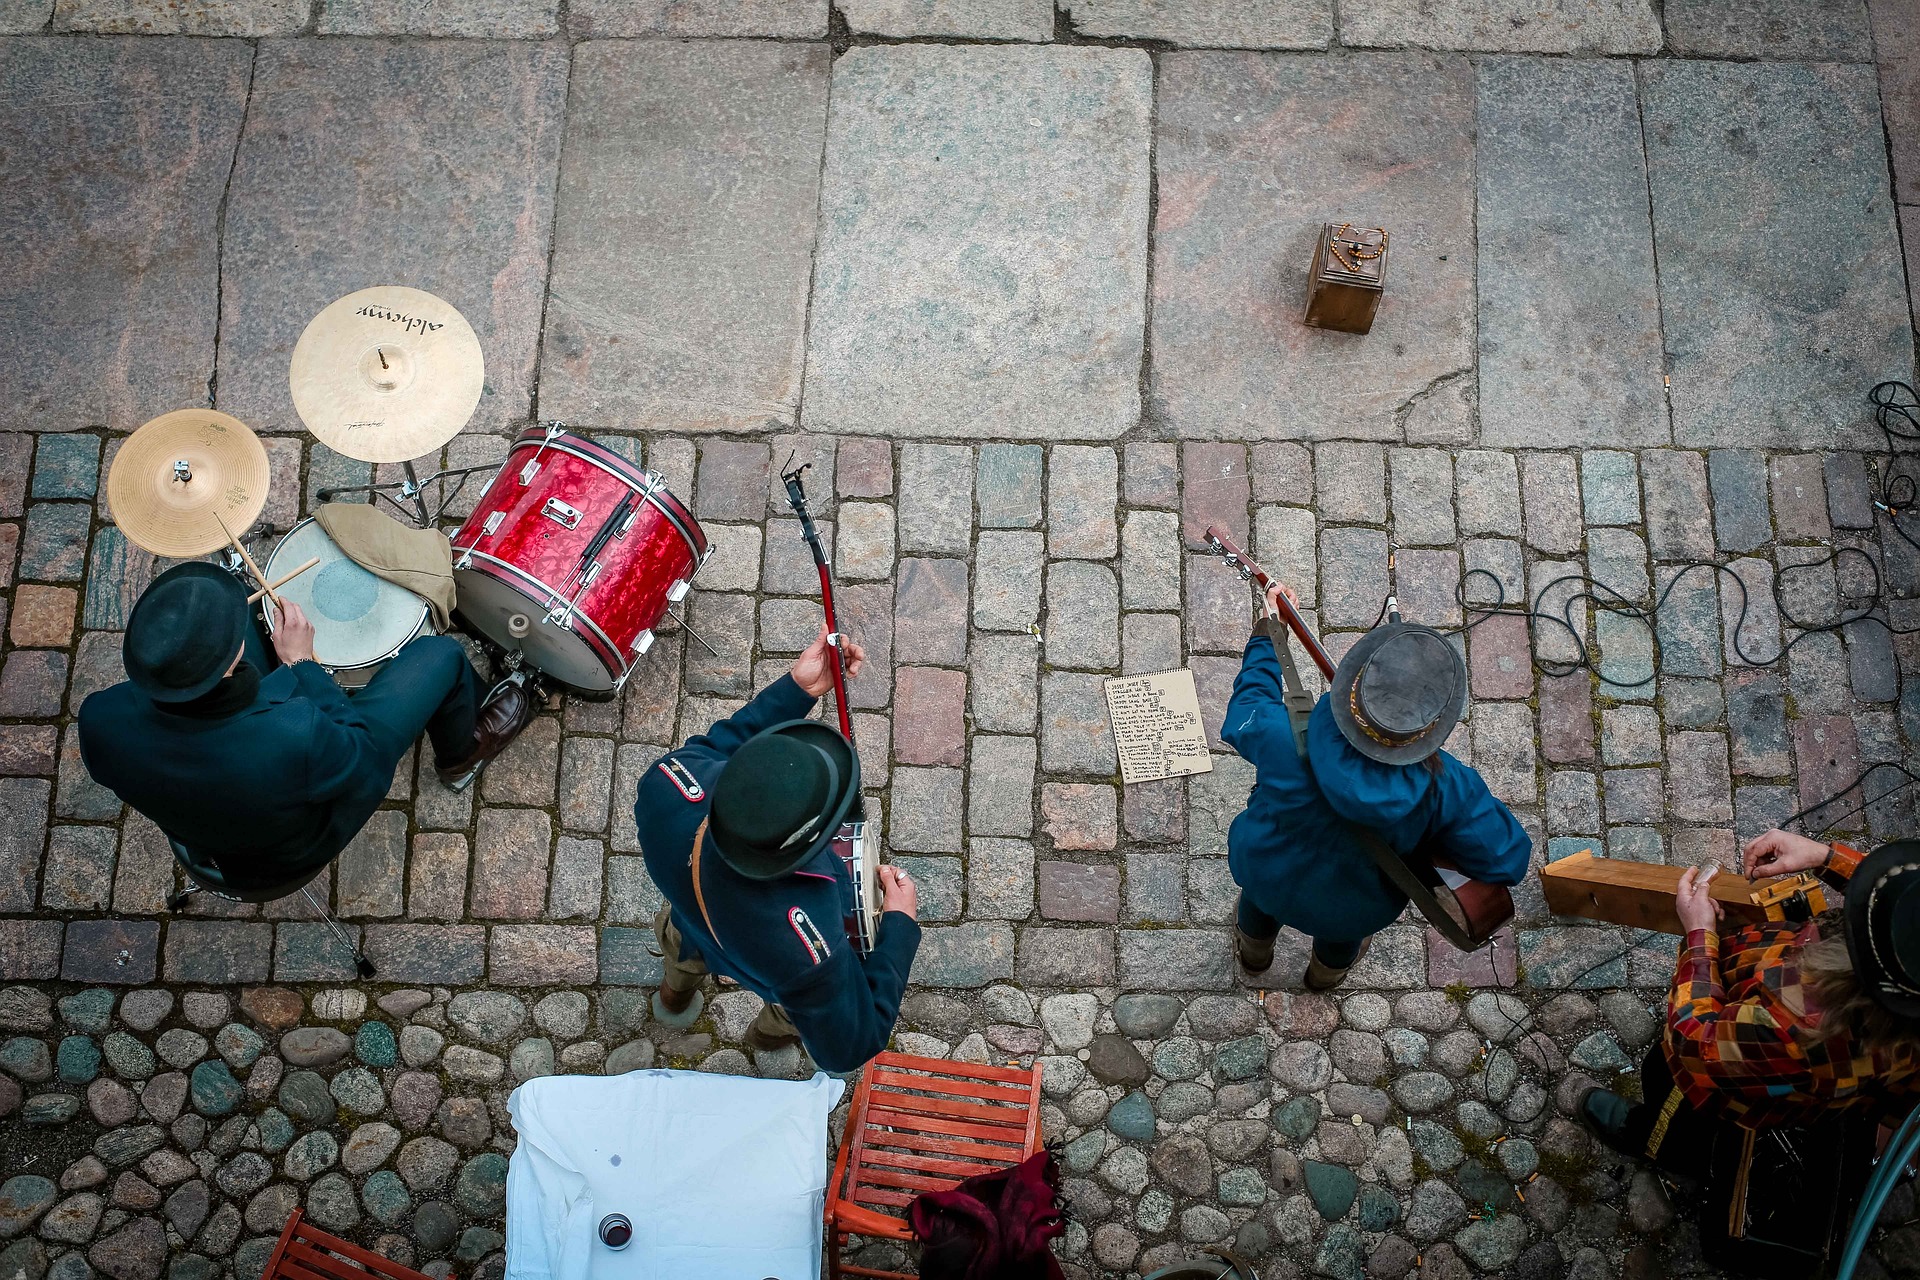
[450, 426, 709, 696]
[262, 517, 434, 687]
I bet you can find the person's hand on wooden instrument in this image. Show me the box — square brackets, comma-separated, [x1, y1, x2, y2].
[791, 624, 862, 698]
[1262, 581, 1300, 620]
[1741, 828, 1829, 879]
[271, 600, 316, 666]
[1675, 865, 1724, 935]
[877, 864, 918, 921]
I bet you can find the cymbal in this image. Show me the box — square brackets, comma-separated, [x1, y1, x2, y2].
[288, 285, 484, 465]
[108, 409, 271, 558]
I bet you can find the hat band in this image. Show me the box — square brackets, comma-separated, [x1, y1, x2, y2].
[1865, 861, 1920, 1000]
[1347, 683, 1431, 749]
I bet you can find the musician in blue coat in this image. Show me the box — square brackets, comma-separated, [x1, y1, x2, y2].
[1224, 583, 1531, 990]
[636, 627, 921, 1073]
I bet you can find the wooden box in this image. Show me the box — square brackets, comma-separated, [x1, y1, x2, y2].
[1540, 849, 1826, 936]
[1303, 223, 1389, 335]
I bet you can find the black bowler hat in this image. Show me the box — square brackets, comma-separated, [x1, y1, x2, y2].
[709, 719, 860, 880]
[1843, 840, 1920, 1019]
[1328, 622, 1467, 765]
[123, 563, 251, 703]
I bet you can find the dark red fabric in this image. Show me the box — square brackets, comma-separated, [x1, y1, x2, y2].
[906, 1151, 1068, 1280]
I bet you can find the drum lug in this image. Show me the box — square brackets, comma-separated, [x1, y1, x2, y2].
[518, 460, 541, 487]
[666, 578, 690, 604]
[632, 630, 655, 656]
[482, 511, 505, 536]
[542, 497, 583, 530]
[580, 561, 602, 588]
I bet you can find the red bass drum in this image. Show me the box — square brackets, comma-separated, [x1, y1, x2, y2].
[450, 426, 708, 696]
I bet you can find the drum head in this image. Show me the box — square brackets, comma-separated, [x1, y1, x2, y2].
[454, 567, 617, 693]
[268, 518, 432, 669]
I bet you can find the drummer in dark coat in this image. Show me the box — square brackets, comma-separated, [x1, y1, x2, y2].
[79, 563, 532, 889]
[637, 627, 921, 1073]
[1224, 582, 1531, 990]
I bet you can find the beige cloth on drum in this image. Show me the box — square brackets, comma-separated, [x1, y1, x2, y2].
[314, 502, 457, 630]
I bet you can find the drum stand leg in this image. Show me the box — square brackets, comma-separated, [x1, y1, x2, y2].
[318, 459, 503, 529]
[303, 884, 377, 980]
[663, 607, 720, 657]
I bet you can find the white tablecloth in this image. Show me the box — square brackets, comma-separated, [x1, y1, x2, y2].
[505, 1069, 846, 1280]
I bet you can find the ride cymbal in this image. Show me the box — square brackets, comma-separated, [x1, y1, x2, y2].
[288, 286, 484, 465]
[108, 409, 271, 558]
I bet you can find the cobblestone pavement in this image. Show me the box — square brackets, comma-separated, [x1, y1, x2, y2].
[2, 2, 1920, 1279]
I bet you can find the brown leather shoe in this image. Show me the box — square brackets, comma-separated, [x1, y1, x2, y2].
[1304, 938, 1371, 992]
[656, 983, 698, 1016]
[746, 1023, 803, 1054]
[435, 677, 535, 789]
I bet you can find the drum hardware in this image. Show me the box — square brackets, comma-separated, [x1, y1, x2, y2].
[107, 409, 271, 558]
[450, 426, 710, 698]
[214, 510, 282, 608]
[781, 456, 880, 955]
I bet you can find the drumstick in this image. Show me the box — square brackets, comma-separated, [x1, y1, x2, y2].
[246, 556, 320, 605]
[213, 511, 278, 609]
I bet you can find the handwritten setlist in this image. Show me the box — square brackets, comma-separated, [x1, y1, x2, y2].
[1104, 668, 1214, 786]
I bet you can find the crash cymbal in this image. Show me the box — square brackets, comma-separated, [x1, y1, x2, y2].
[288, 285, 484, 464]
[108, 409, 271, 558]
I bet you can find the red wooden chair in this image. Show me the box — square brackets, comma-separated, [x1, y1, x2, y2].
[263, 1208, 437, 1280]
[824, 1051, 1046, 1280]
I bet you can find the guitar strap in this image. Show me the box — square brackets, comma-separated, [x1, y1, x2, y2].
[689, 818, 721, 945]
[1262, 617, 1480, 952]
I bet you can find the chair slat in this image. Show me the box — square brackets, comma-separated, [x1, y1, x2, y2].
[864, 1103, 1032, 1143]
[854, 1128, 1029, 1164]
[867, 1069, 1036, 1104]
[875, 1059, 1034, 1085]
[285, 1241, 372, 1279]
[854, 1164, 967, 1195]
[273, 1259, 335, 1280]
[863, 1091, 1031, 1126]
[856, 1148, 1003, 1180]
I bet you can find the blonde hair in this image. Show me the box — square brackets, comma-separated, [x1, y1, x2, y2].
[1803, 934, 1920, 1056]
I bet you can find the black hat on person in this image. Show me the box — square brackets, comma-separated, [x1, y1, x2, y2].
[1843, 840, 1920, 1019]
[708, 719, 860, 880]
[1327, 621, 1468, 766]
[123, 563, 251, 704]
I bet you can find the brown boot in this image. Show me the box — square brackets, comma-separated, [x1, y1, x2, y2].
[1304, 939, 1371, 992]
[435, 676, 535, 789]
[1233, 925, 1276, 975]
[656, 983, 699, 1016]
[746, 1023, 802, 1054]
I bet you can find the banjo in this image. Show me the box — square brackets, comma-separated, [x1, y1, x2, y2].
[782, 461, 880, 955]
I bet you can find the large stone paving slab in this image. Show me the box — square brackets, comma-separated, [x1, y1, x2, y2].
[1641, 60, 1911, 447]
[0, 38, 250, 431]
[1663, 0, 1875, 60]
[840, 0, 1052, 40]
[1061, 0, 1331, 48]
[317, 0, 560, 37]
[539, 41, 828, 434]
[1341, 0, 1660, 53]
[567, 0, 827, 38]
[803, 45, 1152, 441]
[1150, 52, 1476, 441]
[51, 0, 305, 34]
[216, 38, 568, 437]
[1476, 58, 1667, 446]
[1872, 0, 1920, 205]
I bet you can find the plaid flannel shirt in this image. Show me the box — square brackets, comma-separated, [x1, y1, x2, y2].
[1663, 842, 1920, 1128]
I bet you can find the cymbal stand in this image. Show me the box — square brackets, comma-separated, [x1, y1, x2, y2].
[317, 457, 502, 528]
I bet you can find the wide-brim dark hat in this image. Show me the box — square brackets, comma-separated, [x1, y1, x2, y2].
[123, 562, 251, 703]
[708, 718, 860, 881]
[1328, 621, 1468, 765]
[1843, 840, 1920, 1019]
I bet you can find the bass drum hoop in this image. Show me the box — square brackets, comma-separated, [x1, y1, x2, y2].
[452, 554, 627, 699]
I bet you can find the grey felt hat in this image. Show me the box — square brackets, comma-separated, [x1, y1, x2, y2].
[1327, 622, 1467, 766]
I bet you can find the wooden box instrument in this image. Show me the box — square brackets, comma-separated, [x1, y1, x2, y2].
[1541, 849, 1829, 935]
[1303, 222, 1389, 334]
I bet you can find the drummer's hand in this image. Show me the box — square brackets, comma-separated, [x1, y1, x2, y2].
[792, 624, 856, 698]
[1263, 581, 1299, 620]
[1742, 828, 1830, 879]
[1675, 865, 1724, 935]
[878, 864, 918, 921]
[272, 601, 316, 666]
